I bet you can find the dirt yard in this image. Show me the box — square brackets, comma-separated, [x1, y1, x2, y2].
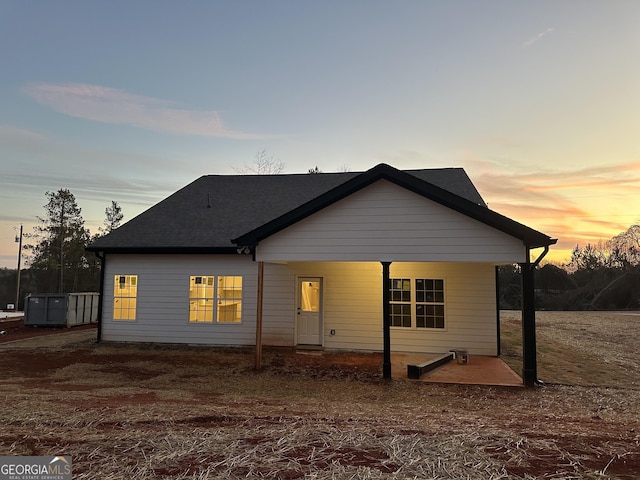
[0, 312, 639, 479]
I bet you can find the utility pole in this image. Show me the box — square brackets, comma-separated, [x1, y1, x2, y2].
[14, 224, 23, 311]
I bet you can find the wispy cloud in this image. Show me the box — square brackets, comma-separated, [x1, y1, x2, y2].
[465, 158, 640, 261]
[23, 83, 271, 139]
[522, 27, 554, 47]
[0, 123, 194, 227]
[0, 124, 49, 152]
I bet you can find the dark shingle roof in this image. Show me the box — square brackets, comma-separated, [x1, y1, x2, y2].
[87, 164, 555, 252]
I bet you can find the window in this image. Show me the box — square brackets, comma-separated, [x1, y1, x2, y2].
[217, 276, 242, 323]
[188, 275, 242, 323]
[189, 276, 215, 322]
[415, 279, 445, 329]
[113, 275, 137, 320]
[389, 278, 412, 327]
[389, 277, 445, 329]
[301, 281, 320, 312]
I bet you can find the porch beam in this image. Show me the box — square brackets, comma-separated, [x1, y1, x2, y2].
[255, 261, 264, 370]
[521, 260, 537, 386]
[382, 261, 392, 379]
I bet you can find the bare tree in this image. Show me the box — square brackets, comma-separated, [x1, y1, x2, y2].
[233, 149, 285, 175]
[608, 223, 640, 271]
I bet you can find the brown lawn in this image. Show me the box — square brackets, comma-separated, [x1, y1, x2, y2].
[0, 311, 639, 479]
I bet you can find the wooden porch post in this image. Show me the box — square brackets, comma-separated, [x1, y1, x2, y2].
[95, 251, 105, 343]
[255, 261, 264, 370]
[382, 261, 392, 379]
[495, 266, 501, 356]
[521, 260, 537, 387]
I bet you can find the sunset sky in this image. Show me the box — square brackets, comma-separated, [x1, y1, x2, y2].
[1, 1, 639, 269]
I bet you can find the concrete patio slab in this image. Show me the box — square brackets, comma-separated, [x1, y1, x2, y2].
[392, 353, 523, 387]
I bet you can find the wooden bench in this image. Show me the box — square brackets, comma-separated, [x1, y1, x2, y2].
[407, 352, 455, 379]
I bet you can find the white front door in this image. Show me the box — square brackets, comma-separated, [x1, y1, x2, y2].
[297, 277, 322, 345]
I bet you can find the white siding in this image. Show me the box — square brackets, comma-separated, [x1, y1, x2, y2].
[260, 262, 296, 346]
[102, 256, 497, 355]
[102, 254, 258, 345]
[388, 262, 498, 355]
[262, 261, 499, 356]
[256, 179, 527, 263]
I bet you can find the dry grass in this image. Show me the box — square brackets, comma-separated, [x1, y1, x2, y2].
[1, 312, 639, 479]
[500, 310, 640, 388]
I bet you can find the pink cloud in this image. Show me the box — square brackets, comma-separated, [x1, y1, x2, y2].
[466, 159, 640, 262]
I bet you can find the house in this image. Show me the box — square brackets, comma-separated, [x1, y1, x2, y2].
[87, 163, 556, 385]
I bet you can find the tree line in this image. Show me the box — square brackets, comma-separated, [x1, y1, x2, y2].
[499, 224, 640, 311]
[0, 189, 122, 310]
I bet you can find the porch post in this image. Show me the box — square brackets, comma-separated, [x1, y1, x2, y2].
[95, 251, 105, 343]
[255, 261, 264, 370]
[495, 266, 501, 356]
[521, 260, 537, 387]
[382, 261, 392, 379]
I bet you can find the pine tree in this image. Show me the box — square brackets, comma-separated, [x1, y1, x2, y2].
[100, 201, 124, 234]
[24, 189, 91, 293]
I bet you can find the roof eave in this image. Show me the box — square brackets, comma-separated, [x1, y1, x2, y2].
[85, 246, 238, 255]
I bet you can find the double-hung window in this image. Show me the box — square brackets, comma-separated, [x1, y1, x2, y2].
[389, 278, 445, 329]
[217, 276, 242, 323]
[415, 279, 445, 328]
[389, 279, 412, 327]
[113, 275, 137, 320]
[189, 275, 242, 323]
[189, 276, 215, 322]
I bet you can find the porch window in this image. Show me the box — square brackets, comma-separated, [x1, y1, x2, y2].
[189, 276, 215, 322]
[415, 279, 445, 329]
[389, 277, 445, 329]
[389, 278, 412, 327]
[113, 275, 137, 320]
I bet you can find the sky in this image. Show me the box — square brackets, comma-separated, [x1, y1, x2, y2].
[1, 1, 639, 269]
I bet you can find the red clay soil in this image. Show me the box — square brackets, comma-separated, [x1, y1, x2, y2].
[1, 319, 639, 478]
[0, 317, 97, 343]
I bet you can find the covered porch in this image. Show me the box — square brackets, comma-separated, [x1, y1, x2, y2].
[237, 170, 556, 387]
[254, 259, 541, 386]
